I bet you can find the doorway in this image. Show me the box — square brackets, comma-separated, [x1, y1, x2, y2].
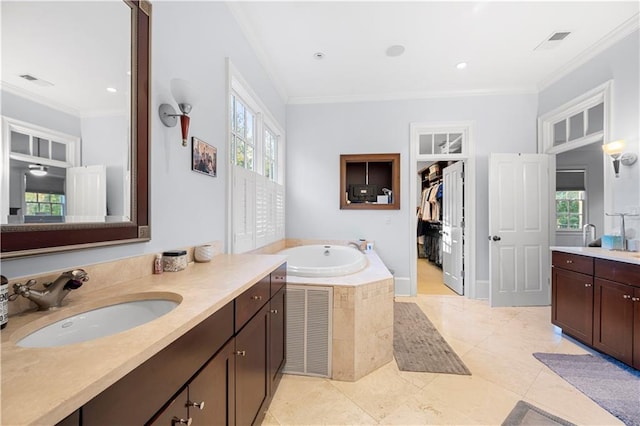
[417, 160, 464, 295]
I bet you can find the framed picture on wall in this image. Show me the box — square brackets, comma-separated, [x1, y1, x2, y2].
[191, 137, 217, 177]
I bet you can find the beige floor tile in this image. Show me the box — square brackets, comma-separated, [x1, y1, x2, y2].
[524, 370, 623, 425]
[419, 374, 522, 424]
[264, 294, 623, 426]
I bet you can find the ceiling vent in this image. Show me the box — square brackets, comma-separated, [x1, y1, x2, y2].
[534, 31, 571, 51]
[19, 74, 54, 87]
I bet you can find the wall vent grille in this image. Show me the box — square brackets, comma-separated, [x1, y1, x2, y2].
[284, 285, 332, 378]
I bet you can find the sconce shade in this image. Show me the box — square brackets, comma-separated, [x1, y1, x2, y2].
[170, 78, 198, 107]
[602, 140, 625, 157]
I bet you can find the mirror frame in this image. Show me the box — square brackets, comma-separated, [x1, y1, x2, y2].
[1, 0, 151, 258]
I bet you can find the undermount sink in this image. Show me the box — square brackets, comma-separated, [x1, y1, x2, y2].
[16, 297, 180, 348]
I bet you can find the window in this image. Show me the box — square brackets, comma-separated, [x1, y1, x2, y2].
[231, 94, 256, 170]
[25, 192, 65, 217]
[228, 62, 285, 253]
[556, 169, 586, 231]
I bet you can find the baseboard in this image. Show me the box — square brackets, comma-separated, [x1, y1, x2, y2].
[474, 280, 489, 299]
[394, 277, 411, 296]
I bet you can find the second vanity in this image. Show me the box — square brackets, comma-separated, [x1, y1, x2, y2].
[1, 253, 287, 425]
[551, 247, 640, 370]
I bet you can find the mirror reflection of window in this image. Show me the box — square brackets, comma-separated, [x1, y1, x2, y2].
[555, 169, 586, 231]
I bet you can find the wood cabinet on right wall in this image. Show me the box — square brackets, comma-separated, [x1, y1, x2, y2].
[552, 252, 640, 370]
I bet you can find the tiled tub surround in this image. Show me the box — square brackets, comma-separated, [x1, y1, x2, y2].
[284, 246, 395, 382]
[0, 249, 286, 425]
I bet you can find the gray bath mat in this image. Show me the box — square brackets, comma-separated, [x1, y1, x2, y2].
[502, 400, 576, 426]
[393, 302, 470, 375]
[533, 352, 640, 426]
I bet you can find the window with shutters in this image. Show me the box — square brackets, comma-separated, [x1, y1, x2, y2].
[228, 62, 285, 253]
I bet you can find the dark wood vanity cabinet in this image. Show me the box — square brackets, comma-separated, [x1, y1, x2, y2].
[74, 264, 287, 426]
[552, 252, 640, 370]
[551, 252, 594, 345]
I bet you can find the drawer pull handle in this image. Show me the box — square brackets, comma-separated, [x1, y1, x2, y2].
[623, 295, 632, 299]
[172, 417, 192, 426]
[566, 260, 573, 264]
[187, 400, 205, 410]
[584, 283, 592, 287]
[235, 350, 246, 357]
[251, 295, 263, 301]
[632, 297, 640, 302]
[270, 309, 278, 314]
[274, 276, 285, 281]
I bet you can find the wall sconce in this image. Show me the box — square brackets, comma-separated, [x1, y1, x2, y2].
[602, 140, 637, 178]
[159, 79, 197, 147]
[28, 164, 48, 177]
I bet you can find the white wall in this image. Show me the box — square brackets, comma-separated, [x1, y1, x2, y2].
[286, 94, 538, 287]
[539, 30, 640, 239]
[1, 2, 285, 278]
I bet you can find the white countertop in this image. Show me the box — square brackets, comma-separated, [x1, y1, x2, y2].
[551, 246, 640, 265]
[0, 254, 287, 426]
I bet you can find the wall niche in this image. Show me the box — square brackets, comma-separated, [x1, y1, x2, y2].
[340, 153, 400, 210]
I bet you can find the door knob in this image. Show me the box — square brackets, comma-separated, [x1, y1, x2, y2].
[491, 235, 501, 241]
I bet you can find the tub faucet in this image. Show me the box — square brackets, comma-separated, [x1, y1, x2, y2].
[11, 269, 89, 311]
[348, 241, 365, 252]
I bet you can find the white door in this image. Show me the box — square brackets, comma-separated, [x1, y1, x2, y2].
[66, 165, 106, 222]
[489, 154, 550, 307]
[442, 161, 464, 295]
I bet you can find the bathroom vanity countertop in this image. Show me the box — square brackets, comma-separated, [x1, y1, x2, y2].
[551, 246, 640, 265]
[0, 253, 287, 426]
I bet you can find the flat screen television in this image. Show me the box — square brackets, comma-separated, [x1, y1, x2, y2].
[348, 184, 378, 202]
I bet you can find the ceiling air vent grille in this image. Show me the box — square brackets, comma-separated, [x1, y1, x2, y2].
[19, 74, 54, 87]
[535, 31, 572, 51]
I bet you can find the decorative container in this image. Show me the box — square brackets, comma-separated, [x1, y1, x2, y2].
[194, 245, 213, 262]
[162, 250, 188, 272]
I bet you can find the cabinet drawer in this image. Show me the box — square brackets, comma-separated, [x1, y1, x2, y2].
[595, 258, 640, 288]
[271, 263, 287, 296]
[236, 275, 270, 332]
[552, 251, 594, 275]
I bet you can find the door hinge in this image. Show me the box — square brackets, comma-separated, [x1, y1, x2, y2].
[460, 220, 465, 228]
[460, 171, 465, 180]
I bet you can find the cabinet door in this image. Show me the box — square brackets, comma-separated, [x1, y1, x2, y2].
[552, 267, 594, 344]
[634, 288, 640, 370]
[593, 278, 634, 365]
[189, 338, 236, 426]
[235, 303, 269, 426]
[147, 387, 189, 426]
[269, 287, 286, 394]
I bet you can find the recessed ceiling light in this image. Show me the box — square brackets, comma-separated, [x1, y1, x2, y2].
[456, 62, 468, 70]
[313, 52, 325, 60]
[386, 45, 405, 57]
[106, 87, 117, 93]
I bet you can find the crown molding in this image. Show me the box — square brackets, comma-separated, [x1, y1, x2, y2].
[1, 81, 81, 117]
[287, 86, 539, 105]
[226, 2, 290, 105]
[538, 13, 640, 91]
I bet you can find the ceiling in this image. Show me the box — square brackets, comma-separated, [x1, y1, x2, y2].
[228, 1, 640, 104]
[1, 1, 130, 116]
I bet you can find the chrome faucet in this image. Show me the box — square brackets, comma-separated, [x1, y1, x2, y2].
[583, 224, 596, 247]
[606, 213, 639, 251]
[11, 269, 89, 311]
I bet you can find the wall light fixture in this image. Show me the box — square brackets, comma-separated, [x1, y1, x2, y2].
[159, 79, 197, 147]
[602, 140, 637, 178]
[28, 164, 48, 177]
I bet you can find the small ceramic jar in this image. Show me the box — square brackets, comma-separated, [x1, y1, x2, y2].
[194, 245, 213, 262]
[162, 250, 187, 272]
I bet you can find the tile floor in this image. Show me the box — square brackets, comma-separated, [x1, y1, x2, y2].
[263, 294, 622, 425]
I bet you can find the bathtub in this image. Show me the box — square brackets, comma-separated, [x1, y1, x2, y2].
[278, 244, 367, 277]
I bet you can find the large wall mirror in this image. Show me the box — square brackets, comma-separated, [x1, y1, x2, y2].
[1, 0, 151, 258]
